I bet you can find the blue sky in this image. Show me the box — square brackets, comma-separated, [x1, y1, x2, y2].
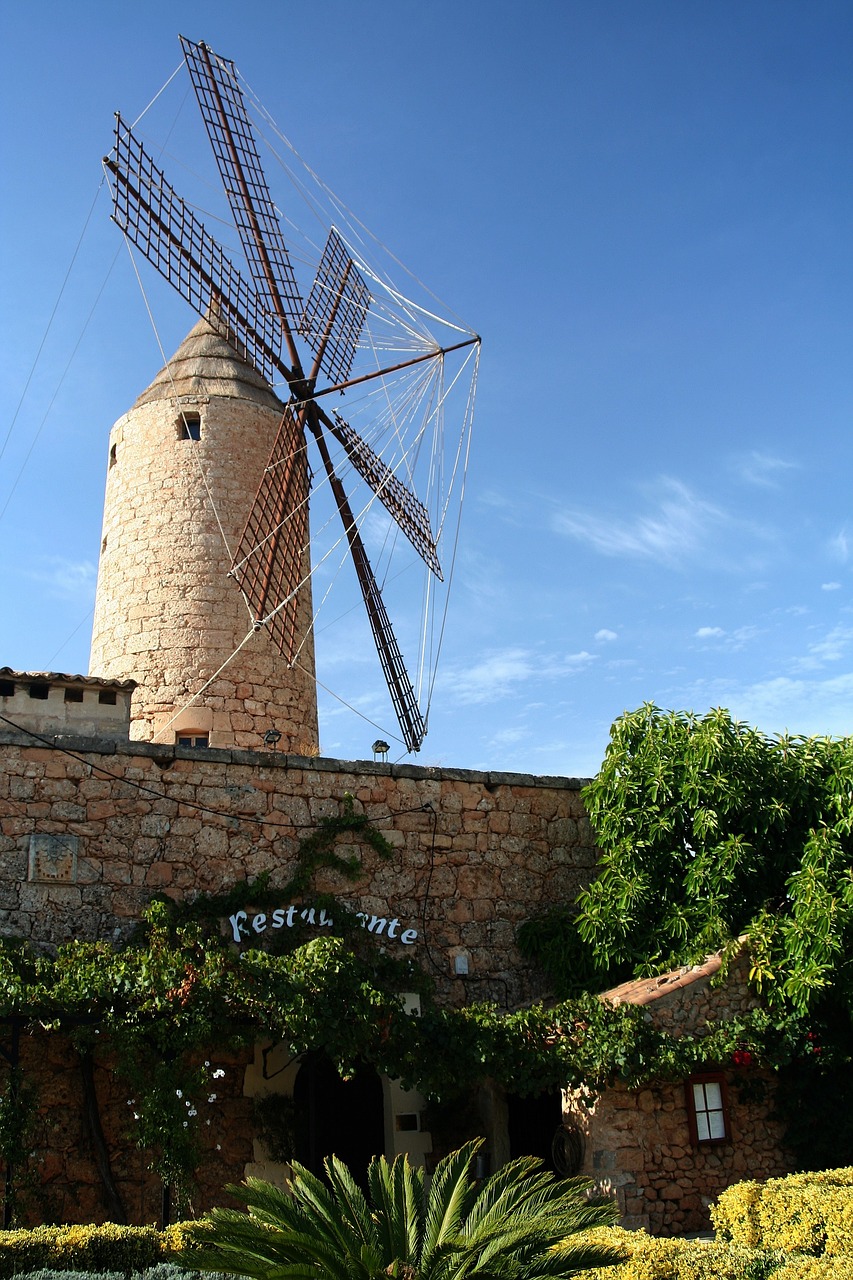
[1, 1, 851, 776]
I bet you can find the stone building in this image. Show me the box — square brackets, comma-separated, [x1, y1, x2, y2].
[0, 324, 793, 1228]
[567, 950, 792, 1235]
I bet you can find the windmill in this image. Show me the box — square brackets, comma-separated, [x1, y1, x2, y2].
[102, 35, 479, 755]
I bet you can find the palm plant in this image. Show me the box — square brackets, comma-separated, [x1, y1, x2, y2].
[184, 1140, 623, 1280]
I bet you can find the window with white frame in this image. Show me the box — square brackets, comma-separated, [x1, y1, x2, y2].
[686, 1072, 730, 1146]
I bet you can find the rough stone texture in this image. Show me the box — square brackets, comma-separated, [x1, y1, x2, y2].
[0, 729, 793, 1231]
[16, 1033, 252, 1226]
[0, 730, 594, 1008]
[564, 950, 794, 1235]
[88, 320, 318, 755]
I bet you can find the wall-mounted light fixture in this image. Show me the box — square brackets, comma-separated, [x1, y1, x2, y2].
[263, 728, 283, 751]
[372, 739, 390, 761]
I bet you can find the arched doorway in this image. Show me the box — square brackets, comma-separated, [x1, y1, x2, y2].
[293, 1052, 385, 1187]
[506, 1088, 563, 1172]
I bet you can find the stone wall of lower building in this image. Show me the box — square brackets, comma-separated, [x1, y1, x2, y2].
[568, 1069, 793, 1235]
[565, 950, 795, 1233]
[12, 1033, 253, 1226]
[0, 729, 594, 1007]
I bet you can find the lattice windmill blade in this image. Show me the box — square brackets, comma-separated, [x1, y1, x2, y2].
[303, 405, 427, 754]
[179, 35, 304, 334]
[319, 407, 442, 578]
[299, 228, 371, 386]
[104, 117, 286, 385]
[230, 405, 311, 660]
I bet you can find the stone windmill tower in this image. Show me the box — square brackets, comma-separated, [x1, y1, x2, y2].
[90, 36, 478, 758]
[89, 318, 319, 753]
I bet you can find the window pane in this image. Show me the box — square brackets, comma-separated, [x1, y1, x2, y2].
[708, 1108, 726, 1140]
[696, 1111, 710, 1141]
[704, 1082, 722, 1109]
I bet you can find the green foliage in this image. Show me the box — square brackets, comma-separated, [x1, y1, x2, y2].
[184, 1141, 621, 1280]
[0, 1063, 38, 1224]
[771, 1257, 853, 1279]
[153, 793, 394, 938]
[252, 1093, 297, 1164]
[576, 706, 853, 1014]
[712, 1167, 853, 1257]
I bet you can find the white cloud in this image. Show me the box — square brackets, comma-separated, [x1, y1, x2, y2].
[28, 557, 97, 601]
[829, 530, 849, 564]
[791, 625, 853, 673]
[733, 451, 797, 488]
[695, 626, 725, 638]
[551, 478, 728, 566]
[822, 582, 842, 592]
[595, 628, 617, 642]
[669, 671, 853, 740]
[443, 646, 597, 706]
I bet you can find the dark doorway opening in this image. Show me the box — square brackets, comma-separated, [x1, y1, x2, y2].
[293, 1052, 385, 1188]
[506, 1089, 563, 1172]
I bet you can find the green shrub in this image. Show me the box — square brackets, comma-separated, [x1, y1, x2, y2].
[3, 1269, 233, 1280]
[712, 1168, 853, 1256]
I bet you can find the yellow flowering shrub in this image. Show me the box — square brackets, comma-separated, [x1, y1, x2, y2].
[0, 1224, 167, 1277]
[573, 1228, 783, 1279]
[712, 1168, 853, 1256]
[771, 1258, 853, 1280]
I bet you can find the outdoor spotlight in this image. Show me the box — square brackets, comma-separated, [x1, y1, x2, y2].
[263, 728, 283, 750]
[372, 739, 390, 761]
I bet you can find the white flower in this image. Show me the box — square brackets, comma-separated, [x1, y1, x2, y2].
[183, 1121, 188, 1128]
[188, 1108, 197, 1117]
[208, 1094, 217, 1103]
[176, 1089, 183, 1098]
[216, 1143, 221, 1151]
[212, 1068, 225, 1079]
[204, 1060, 210, 1067]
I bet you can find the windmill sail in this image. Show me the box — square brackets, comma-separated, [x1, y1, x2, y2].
[180, 35, 304, 328]
[300, 228, 371, 386]
[106, 38, 480, 755]
[105, 117, 283, 384]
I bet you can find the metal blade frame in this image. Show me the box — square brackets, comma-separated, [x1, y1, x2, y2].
[180, 36, 304, 333]
[106, 117, 283, 384]
[323, 409, 441, 578]
[299, 228, 371, 386]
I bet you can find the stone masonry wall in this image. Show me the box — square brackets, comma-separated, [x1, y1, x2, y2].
[566, 951, 795, 1234]
[0, 730, 595, 1006]
[14, 1033, 252, 1226]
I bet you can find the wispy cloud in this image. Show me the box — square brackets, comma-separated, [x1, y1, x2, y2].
[829, 529, 849, 564]
[791, 625, 853, 673]
[822, 582, 842, 592]
[595, 628, 617, 642]
[443, 646, 596, 705]
[733, 451, 797, 488]
[551, 478, 728, 566]
[695, 626, 725, 638]
[28, 557, 97, 601]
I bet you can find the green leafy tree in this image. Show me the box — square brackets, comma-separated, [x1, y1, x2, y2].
[518, 704, 853, 1167]
[523, 704, 853, 1018]
[185, 1141, 621, 1280]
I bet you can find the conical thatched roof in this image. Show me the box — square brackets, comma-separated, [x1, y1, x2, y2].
[132, 316, 284, 410]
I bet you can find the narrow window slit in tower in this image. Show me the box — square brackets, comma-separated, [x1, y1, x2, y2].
[109, 443, 117, 468]
[177, 412, 202, 441]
